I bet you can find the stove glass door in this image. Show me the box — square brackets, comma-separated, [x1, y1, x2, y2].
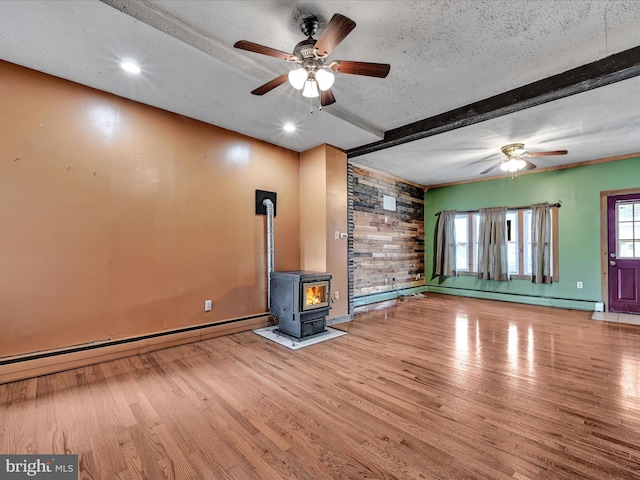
[302, 281, 329, 310]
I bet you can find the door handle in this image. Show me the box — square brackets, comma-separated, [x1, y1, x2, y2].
[610, 260, 617, 266]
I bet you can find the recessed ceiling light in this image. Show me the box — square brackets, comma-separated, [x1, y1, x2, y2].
[120, 61, 141, 74]
[283, 123, 296, 133]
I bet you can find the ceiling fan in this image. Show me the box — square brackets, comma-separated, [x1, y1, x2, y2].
[481, 143, 568, 174]
[233, 13, 390, 106]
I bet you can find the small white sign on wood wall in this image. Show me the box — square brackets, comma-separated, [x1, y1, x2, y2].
[383, 194, 396, 211]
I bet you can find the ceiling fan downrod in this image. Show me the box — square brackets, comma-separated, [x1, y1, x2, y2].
[299, 14, 319, 38]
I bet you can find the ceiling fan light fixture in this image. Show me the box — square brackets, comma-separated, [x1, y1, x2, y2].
[288, 67, 308, 90]
[500, 158, 526, 172]
[120, 61, 141, 74]
[483, 143, 566, 176]
[315, 68, 335, 91]
[302, 80, 319, 98]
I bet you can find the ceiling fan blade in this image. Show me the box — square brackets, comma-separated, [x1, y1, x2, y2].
[234, 40, 293, 61]
[331, 60, 390, 78]
[251, 73, 289, 95]
[526, 150, 568, 157]
[481, 162, 503, 174]
[314, 14, 356, 57]
[320, 89, 336, 106]
[523, 160, 537, 170]
[468, 154, 499, 165]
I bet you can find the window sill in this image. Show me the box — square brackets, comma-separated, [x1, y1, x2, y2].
[455, 272, 560, 282]
[456, 271, 476, 277]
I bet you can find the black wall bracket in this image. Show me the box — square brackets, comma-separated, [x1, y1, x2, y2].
[255, 190, 277, 216]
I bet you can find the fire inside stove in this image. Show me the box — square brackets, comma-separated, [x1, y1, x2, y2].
[303, 281, 329, 311]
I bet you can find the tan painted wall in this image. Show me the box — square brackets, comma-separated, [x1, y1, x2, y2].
[324, 145, 349, 319]
[300, 145, 349, 319]
[299, 145, 327, 272]
[0, 61, 301, 358]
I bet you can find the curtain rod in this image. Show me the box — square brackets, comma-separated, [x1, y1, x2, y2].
[435, 203, 561, 216]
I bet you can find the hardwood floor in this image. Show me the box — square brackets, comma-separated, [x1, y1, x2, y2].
[1, 294, 639, 479]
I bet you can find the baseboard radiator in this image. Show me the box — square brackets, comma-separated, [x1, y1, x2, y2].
[0, 314, 270, 385]
[425, 286, 600, 311]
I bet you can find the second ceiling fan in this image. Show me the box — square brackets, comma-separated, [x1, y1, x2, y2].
[481, 143, 568, 174]
[234, 13, 390, 106]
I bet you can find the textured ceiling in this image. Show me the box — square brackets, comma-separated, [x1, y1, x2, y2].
[1, 0, 640, 186]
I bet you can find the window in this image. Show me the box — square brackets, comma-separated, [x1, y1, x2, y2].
[506, 211, 518, 275]
[473, 214, 480, 272]
[452, 213, 479, 272]
[523, 210, 532, 275]
[617, 201, 640, 258]
[455, 215, 469, 271]
[454, 207, 558, 280]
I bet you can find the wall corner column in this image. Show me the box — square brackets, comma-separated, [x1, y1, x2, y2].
[300, 144, 349, 320]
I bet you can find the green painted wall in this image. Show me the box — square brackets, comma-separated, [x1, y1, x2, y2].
[424, 156, 640, 306]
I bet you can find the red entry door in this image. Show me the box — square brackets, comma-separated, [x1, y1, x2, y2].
[608, 193, 640, 313]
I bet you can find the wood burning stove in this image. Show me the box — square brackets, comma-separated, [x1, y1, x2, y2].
[269, 270, 332, 339]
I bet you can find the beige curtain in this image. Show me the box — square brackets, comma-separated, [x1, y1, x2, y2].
[435, 210, 457, 276]
[531, 202, 552, 284]
[477, 207, 509, 281]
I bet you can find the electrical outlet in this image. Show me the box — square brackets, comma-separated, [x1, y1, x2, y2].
[384, 278, 388, 285]
[577, 282, 583, 289]
[335, 231, 340, 240]
[415, 273, 421, 280]
[204, 299, 212, 311]
[334, 291, 339, 300]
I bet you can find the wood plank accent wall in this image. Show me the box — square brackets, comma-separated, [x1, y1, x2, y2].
[347, 164, 355, 314]
[350, 165, 425, 297]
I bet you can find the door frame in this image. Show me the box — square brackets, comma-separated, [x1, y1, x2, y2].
[600, 187, 640, 311]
